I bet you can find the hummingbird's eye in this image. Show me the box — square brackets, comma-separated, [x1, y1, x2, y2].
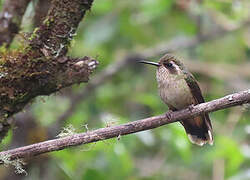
[164, 62, 173, 68]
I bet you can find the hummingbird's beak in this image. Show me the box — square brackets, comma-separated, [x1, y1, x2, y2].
[138, 60, 160, 67]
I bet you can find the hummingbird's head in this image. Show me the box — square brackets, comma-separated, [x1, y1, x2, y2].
[139, 54, 186, 86]
[158, 54, 184, 75]
[139, 54, 185, 77]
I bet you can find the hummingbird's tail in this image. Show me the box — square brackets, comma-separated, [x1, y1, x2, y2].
[181, 113, 213, 146]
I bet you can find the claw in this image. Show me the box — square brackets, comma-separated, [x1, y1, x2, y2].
[188, 104, 195, 111]
[165, 111, 172, 119]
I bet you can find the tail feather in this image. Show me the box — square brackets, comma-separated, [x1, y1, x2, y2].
[181, 114, 213, 146]
[187, 130, 213, 146]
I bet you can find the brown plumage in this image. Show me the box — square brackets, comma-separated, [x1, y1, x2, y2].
[140, 54, 213, 146]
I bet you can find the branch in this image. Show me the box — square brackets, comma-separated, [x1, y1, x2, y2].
[0, 0, 96, 141]
[0, 0, 31, 46]
[1, 89, 249, 163]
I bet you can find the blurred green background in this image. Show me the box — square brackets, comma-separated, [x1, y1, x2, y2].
[1, 0, 250, 179]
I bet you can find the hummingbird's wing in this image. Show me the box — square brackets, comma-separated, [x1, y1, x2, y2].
[181, 73, 213, 146]
[184, 73, 212, 127]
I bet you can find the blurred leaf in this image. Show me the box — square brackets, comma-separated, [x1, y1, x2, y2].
[168, 123, 192, 162]
[84, 14, 118, 47]
[211, 136, 244, 177]
[32, 96, 70, 126]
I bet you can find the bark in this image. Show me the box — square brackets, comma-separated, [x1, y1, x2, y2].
[0, 0, 96, 141]
[33, 0, 51, 28]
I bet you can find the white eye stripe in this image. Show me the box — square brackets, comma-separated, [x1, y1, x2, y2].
[171, 61, 180, 71]
[170, 61, 183, 76]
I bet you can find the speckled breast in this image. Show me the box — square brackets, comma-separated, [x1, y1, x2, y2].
[157, 73, 195, 109]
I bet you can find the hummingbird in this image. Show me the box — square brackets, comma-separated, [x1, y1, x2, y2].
[139, 54, 213, 146]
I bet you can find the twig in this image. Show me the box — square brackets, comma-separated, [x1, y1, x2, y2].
[1, 89, 249, 162]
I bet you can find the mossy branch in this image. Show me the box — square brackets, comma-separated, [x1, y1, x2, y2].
[0, 0, 96, 141]
[0, 89, 249, 165]
[29, 0, 94, 57]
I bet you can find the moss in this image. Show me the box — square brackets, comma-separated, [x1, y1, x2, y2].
[0, 44, 7, 54]
[43, 17, 54, 27]
[14, 92, 28, 103]
[28, 28, 39, 41]
[0, 0, 96, 141]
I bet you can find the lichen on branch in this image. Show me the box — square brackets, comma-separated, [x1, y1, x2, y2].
[29, 0, 94, 58]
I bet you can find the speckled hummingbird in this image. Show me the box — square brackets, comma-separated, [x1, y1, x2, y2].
[140, 54, 213, 146]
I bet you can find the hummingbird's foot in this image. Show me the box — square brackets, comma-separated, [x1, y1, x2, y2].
[188, 104, 195, 111]
[165, 111, 172, 120]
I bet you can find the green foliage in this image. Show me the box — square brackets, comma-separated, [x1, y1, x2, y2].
[1, 0, 250, 179]
[0, 131, 12, 150]
[32, 96, 70, 126]
[212, 136, 244, 177]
